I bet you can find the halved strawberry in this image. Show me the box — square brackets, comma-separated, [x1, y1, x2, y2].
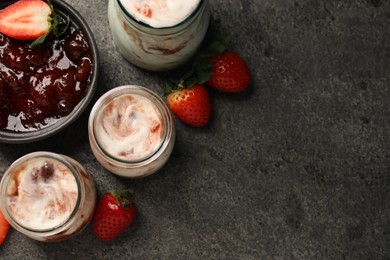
[0, 210, 10, 245]
[0, 0, 70, 47]
[0, 0, 51, 40]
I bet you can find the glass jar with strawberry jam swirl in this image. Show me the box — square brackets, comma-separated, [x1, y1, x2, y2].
[88, 85, 175, 178]
[107, 0, 210, 71]
[0, 152, 96, 242]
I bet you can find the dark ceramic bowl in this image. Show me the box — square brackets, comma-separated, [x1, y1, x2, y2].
[0, 0, 99, 143]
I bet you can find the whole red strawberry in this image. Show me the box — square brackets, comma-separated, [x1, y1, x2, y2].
[207, 50, 251, 93]
[92, 190, 136, 241]
[166, 84, 211, 127]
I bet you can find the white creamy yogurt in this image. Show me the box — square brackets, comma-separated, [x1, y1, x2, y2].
[94, 94, 164, 161]
[6, 158, 78, 230]
[88, 86, 175, 178]
[119, 0, 201, 28]
[108, 0, 210, 71]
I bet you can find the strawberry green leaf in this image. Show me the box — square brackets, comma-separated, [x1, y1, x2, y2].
[48, 0, 57, 26]
[29, 0, 70, 48]
[30, 33, 49, 48]
[164, 83, 174, 96]
[111, 190, 132, 209]
[163, 33, 229, 93]
[200, 41, 225, 56]
[193, 56, 213, 84]
[185, 77, 201, 89]
[54, 15, 70, 37]
[181, 67, 195, 80]
[199, 34, 229, 57]
[49, 0, 70, 38]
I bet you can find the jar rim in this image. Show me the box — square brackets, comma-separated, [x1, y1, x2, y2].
[0, 152, 82, 233]
[89, 85, 173, 165]
[116, 0, 205, 31]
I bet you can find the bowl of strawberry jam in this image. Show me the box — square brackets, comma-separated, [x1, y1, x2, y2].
[0, 0, 99, 143]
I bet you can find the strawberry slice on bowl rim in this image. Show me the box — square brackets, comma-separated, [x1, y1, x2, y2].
[0, 0, 70, 47]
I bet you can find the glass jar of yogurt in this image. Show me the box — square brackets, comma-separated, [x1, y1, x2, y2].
[88, 85, 175, 178]
[0, 152, 97, 242]
[107, 0, 210, 71]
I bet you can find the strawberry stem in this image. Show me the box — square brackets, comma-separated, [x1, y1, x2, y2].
[198, 34, 229, 57]
[111, 190, 132, 209]
[30, 0, 70, 48]
[164, 33, 229, 93]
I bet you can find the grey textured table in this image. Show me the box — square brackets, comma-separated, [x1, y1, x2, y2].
[1, 0, 389, 259]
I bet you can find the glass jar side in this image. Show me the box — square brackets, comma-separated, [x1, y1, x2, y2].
[88, 85, 175, 178]
[0, 152, 96, 242]
[107, 0, 210, 71]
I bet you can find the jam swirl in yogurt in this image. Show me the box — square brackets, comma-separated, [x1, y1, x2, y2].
[94, 93, 164, 161]
[119, 0, 202, 28]
[88, 86, 175, 178]
[6, 157, 78, 230]
[0, 27, 93, 132]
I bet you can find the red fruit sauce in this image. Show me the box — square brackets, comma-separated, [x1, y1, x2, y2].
[0, 27, 93, 132]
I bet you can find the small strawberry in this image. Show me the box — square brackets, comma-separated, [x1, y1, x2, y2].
[207, 50, 251, 93]
[0, 210, 10, 245]
[92, 190, 136, 241]
[0, 0, 70, 47]
[166, 84, 211, 127]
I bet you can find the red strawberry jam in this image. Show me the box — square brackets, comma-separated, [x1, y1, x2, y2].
[0, 27, 92, 132]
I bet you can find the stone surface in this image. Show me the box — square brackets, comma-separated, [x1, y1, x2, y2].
[1, 0, 390, 259]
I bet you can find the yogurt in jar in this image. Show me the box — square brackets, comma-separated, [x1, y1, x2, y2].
[89, 85, 175, 178]
[94, 94, 164, 161]
[107, 0, 210, 71]
[118, 0, 201, 28]
[6, 158, 78, 230]
[0, 152, 97, 242]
